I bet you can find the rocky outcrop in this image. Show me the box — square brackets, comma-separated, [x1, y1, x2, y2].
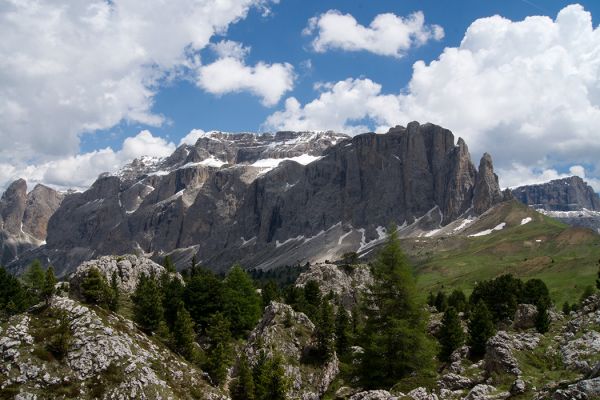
[484, 331, 541, 376]
[513, 176, 600, 211]
[69, 254, 169, 293]
[244, 302, 339, 400]
[512, 304, 538, 330]
[0, 296, 223, 399]
[553, 377, 600, 399]
[295, 263, 373, 310]
[10, 123, 504, 276]
[0, 179, 63, 265]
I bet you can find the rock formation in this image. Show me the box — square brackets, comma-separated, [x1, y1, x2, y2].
[8, 123, 504, 276]
[0, 179, 63, 265]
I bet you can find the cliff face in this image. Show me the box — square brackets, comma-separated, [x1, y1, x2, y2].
[0, 179, 63, 265]
[512, 176, 600, 211]
[8, 123, 504, 276]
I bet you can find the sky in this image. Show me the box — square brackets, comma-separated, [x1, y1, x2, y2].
[2, 0, 600, 191]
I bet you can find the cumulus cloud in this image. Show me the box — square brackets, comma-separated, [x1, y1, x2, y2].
[267, 4, 600, 190]
[196, 43, 295, 106]
[303, 10, 444, 58]
[179, 129, 207, 146]
[0, 131, 175, 191]
[0, 0, 276, 171]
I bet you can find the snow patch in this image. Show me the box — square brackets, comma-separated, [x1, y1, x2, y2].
[275, 235, 304, 248]
[252, 154, 322, 175]
[469, 222, 506, 237]
[521, 217, 533, 225]
[453, 218, 475, 232]
[338, 230, 353, 245]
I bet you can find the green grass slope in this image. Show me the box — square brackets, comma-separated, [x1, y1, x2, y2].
[409, 201, 600, 305]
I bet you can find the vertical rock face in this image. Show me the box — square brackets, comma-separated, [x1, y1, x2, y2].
[512, 176, 600, 211]
[0, 180, 64, 265]
[9, 123, 505, 276]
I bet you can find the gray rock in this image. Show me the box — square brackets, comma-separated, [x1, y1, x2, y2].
[512, 176, 600, 212]
[513, 304, 538, 330]
[349, 391, 397, 400]
[484, 331, 522, 376]
[553, 377, 600, 399]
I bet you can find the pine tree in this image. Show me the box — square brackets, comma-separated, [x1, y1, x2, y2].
[223, 265, 262, 337]
[303, 280, 321, 310]
[47, 310, 72, 360]
[23, 259, 45, 303]
[132, 273, 164, 333]
[108, 271, 120, 312]
[172, 302, 196, 361]
[435, 291, 448, 313]
[467, 300, 496, 358]
[448, 289, 468, 313]
[42, 265, 57, 305]
[562, 301, 571, 315]
[359, 227, 435, 388]
[81, 267, 109, 306]
[184, 269, 224, 332]
[523, 279, 551, 308]
[204, 312, 233, 386]
[438, 307, 465, 362]
[535, 301, 550, 334]
[427, 292, 436, 307]
[335, 307, 351, 356]
[253, 351, 289, 400]
[230, 354, 255, 400]
[315, 300, 335, 362]
[0, 266, 28, 316]
[163, 255, 176, 273]
[261, 280, 280, 308]
[162, 274, 185, 330]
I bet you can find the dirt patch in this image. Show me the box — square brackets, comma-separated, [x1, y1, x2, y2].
[556, 227, 598, 246]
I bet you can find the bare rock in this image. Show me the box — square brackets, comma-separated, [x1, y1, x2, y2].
[553, 377, 600, 399]
[349, 390, 397, 400]
[512, 304, 538, 330]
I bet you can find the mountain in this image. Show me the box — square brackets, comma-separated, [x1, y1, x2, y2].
[7, 122, 504, 277]
[0, 179, 63, 266]
[512, 176, 600, 232]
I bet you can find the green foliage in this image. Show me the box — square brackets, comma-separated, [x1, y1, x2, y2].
[448, 289, 468, 313]
[81, 267, 110, 306]
[204, 312, 233, 386]
[132, 273, 164, 333]
[335, 307, 351, 356]
[427, 292, 435, 307]
[163, 255, 176, 273]
[223, 265, 262, 338]
[42, 266, 57, 305]
[184, 268, 224, 332]
[230, 354, 256, 400]
[523, 279, 552, 308]
[253, 351, 289, 400]
[303, 280, 321, 318]
[580, 285, 596, 303]
[562, 301, 571, 315]
[469, 274, 524, 323]
[467, 301, 496, 358]
[23, 259, 45, 304]
[596, 259, 600, 291]
[172, 302, 197, 361]
[261, 280, 280, 308]
[46, 310, 72, 360]
[108, 271, 120, 312]
[162, 274, 185, 330]
[283, 286, 307, 314]
[341, 252, 359, 265]
[535, 302, 550, 334]
[358, 227, 435, 389]
[0, 266, 29, 317]
[438, 307, 465, 362]
[434, 291, 448, 313]
[314, 301, 335, 362]
[248, 263, 309, 288]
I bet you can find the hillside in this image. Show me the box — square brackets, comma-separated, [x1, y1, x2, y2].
[409, 201, 600, 305]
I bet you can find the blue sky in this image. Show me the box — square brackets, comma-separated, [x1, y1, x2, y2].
[2, 0, 600, 191]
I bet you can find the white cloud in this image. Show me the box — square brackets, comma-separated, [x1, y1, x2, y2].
[0, 130, 175, 191]
[304, 10, 444, 58]
[179, 129, 207, 146]
[196, 55, 295, 106]
[210, 40, 251, 60]
[0, 0, 275, 167]
[267, 5, 600, 190]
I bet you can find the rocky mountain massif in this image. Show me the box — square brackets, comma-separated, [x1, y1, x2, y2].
[6, 122, 506, 277]
[512, 176, 600, 232]
[0, 179, 63, 266]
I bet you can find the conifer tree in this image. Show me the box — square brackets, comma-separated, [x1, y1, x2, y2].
[81, 267, 109, 306]
[261, 280, 280, 308]
[223, 265, 262, 337]
[448, 289, 468, 313]
[438, 307, 465, 362]
[132, 273, 164, 333]
[535, 301, 550, 334]
[0, 266, 28, 316]
[230, 354, 255, 400]
[172, 302, 196, 361]
[562, 301, 571, 315]
[427, 291, 436, 307]
[253, 351, 289, 400]
[162, 274, 185, 330]
[315, 300, 335, 361]
[204, 312, 233, 386]
[42, 265, 57, 305]
[335, 307, 351, 356]
[467, 300, 495, 358]
[163, 255, 176, 273]
[303, 280, 321, 311]
[23, 259, 45, 303]
[523, 279, 551, 308]
[184, 269, 224, 332]
[108, 271, 120, 312]
[359, 227, 435, 388]
[435, 291, 448, 312]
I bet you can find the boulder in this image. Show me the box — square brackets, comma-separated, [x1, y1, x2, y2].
[349, 391, 397, 400]
[512, 304, 538, 330]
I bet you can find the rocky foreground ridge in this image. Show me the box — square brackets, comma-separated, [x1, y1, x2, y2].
[6, 122, 506, 276]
